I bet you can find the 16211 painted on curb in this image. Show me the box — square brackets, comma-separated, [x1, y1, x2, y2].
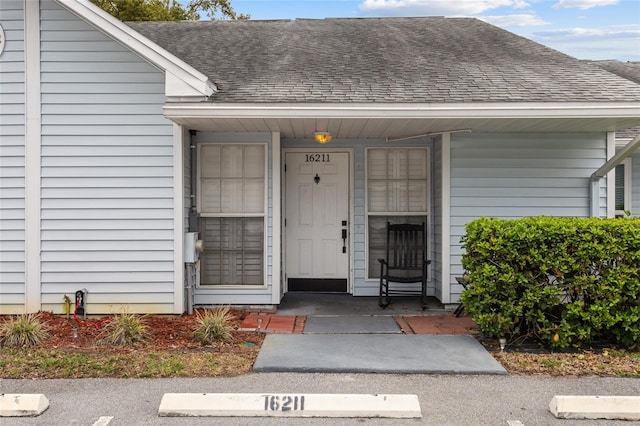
[263, 395, 305, 411]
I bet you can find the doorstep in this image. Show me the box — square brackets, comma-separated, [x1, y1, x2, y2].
[240, 313, 477, 335]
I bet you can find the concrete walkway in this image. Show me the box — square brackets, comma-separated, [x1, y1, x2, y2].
[254, 334, 507, 374]
[245, 293, 506, 375]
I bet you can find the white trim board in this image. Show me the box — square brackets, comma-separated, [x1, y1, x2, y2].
[173, 124, 185, 314]
[271, 132, 281, 304]
[607, 131, 616, 217]
[441, 133, 451, 304]
[24, 0, 42, 313]
[164, 102, 640, 120]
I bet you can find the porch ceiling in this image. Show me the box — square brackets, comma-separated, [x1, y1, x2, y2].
[170, 116, 640, 140]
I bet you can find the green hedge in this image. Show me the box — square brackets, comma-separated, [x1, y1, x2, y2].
[460, 217, 640, 350]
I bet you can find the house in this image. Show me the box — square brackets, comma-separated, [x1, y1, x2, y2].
[1, 0, 639, 315]
[589, 60, 640, 216]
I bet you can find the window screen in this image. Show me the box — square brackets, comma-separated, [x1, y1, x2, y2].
[615, 164, 625, 211]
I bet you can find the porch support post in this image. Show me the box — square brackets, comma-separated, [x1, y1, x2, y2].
[606, 132, 616, 217]
[24, 0, 42, 313]
[271, 132, 282, 304]
[590, 179, 601, 218]
[173, 124, 186, 314]
[441, 133, 451, 304]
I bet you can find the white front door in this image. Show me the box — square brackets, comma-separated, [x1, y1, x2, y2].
[285, 152, 349, 292]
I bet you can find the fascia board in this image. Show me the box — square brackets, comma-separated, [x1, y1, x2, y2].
[164, 102, 640, 119]
[57, 0, 215, 97]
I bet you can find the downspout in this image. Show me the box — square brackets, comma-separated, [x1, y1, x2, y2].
[590, 134, 640, 217]
[189, 130, 199, 232]
[185, 130, 199, 315]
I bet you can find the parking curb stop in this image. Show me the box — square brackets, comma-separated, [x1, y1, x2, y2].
[159, 393, 422, 418]
[0, 394, 49, 417]
[549, 395, 640, 420]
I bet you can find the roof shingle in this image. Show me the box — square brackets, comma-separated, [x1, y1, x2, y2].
[128, 17, 640, 103]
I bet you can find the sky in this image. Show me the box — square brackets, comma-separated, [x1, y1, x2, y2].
[225, 0, 640, 61]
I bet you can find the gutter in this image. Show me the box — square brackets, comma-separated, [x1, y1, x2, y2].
[163, 102, 640, 120]
[590, 134, 640, 217]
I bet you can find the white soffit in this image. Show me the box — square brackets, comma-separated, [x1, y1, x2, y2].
[56, 0, 216, 98]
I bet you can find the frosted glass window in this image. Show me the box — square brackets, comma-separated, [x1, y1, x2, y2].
[199, 144, 265, 215]
[244, 145, 265, 178]
[367, 148, 428, 213]
[221, 146, 243, 178]
[366, 147, 429, 279]
[201, 145, 221, 178]
[199, 143, 266, 286]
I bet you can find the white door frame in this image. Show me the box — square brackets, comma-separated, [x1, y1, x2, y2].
[282, 148, 355, 293]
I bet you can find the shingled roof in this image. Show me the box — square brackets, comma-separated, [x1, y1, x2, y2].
[591, 60, 640, 85]
[588, 60, 640, 142]
[128, 17, 640, 104]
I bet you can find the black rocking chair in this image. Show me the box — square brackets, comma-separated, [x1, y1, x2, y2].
[378, 221, 431, 310]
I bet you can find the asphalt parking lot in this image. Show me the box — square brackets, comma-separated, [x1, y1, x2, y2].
[1, 374, 638, 425]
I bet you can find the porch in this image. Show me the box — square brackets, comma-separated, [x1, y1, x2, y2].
[242, 293, 504, 374]
[238, 293, 477, 335]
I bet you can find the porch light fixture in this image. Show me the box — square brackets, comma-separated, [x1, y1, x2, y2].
[314, 132, 332, 144]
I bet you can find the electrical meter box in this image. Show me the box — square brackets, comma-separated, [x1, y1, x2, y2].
[184, 232, 200, 263]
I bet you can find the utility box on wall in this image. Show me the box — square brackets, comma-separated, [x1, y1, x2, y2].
[184, 232, 202, 263]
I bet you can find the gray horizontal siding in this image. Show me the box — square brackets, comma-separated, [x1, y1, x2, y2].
[39, 1, 175, 314]
[0, 0, 25, 313]
[448, 132, 608, 303]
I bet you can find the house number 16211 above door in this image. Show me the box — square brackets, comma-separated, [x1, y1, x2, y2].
[305, 154, 330, 162]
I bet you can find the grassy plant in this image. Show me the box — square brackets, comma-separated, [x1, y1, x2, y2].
[192, 307, 234, 344]
[0, 348, 261, 378]
[141, 353, 186, 377]
[0, 313, 49, 348]
[99, 310, 148, 346]
[539, 358, 561, 369]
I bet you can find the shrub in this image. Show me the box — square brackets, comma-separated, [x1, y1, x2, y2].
[0, 313, 50, 348]
[192, 307, 234, 344]
[460, 217, 640, 350]
[99, 311, 148, 346]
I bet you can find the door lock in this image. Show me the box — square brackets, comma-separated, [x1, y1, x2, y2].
[341, 225, 347, 253]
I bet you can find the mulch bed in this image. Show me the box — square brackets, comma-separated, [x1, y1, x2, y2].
[26, 309, 264, 352]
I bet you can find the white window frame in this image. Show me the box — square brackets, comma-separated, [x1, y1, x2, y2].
[615, 157, 632, 217]
[196, 142, 268, 288]
[364, 147, 431, 281]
